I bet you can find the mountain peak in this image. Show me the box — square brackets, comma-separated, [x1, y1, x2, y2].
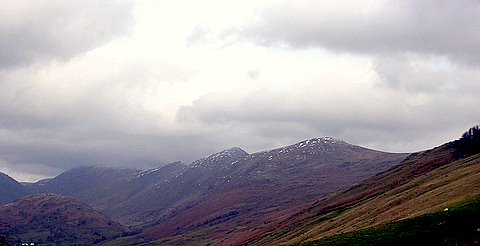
[0, 172, 19, 185]
[207, 147, 249, 162]
[295, 137, 347, 148]
[314, 137, 345, 143]
[190, 147, 248, 168]
[219, 146, 248, 156]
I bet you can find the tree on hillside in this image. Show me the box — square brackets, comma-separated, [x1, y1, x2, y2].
[461, 125, 480, 141]
[457, 125, 480, 156]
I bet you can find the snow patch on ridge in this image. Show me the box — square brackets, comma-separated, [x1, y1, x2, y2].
[189, 147, 249, 169]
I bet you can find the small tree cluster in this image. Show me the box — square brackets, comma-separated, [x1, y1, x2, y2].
[457, 125, 480, 156]
[461, 125, 480, 141]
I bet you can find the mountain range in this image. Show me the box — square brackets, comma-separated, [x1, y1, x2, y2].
[1, 127, 479, 245]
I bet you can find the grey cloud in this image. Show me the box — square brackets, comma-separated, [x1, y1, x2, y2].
[186, 25, 212, 46]
[177, 87, 480, 154]
[0, 0, 133, 69]
[375, 55, 447, 92]
[0, 118, 205, 179]
[2, 74, 478, 180]
[0, 62, 227, 179]
[241, 0, 480, 94]
[374, 54, 480, 94]
[247, 70, 260, 79]
[245, 0, 480, 65]
[177, 90, 413, 130]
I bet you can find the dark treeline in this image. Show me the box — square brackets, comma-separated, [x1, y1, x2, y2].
[456, 125, 480, 157]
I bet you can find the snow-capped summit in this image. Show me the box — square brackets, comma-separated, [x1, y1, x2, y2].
[190, 147, 248, 168]
[219, 147, 248, 156]
[292, 137, 349, 150]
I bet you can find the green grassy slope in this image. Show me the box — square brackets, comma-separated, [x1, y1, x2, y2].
[306, 195, 480, 246]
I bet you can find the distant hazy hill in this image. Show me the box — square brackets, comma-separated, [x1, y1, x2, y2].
[28, 166, 138, 206]
[29, 163, 189, 225]
[0, 194, 125, 245]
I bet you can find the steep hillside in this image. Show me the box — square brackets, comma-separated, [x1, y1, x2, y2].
[0, 172, 26, 205]
[0, 194, 126, 245]
[307, 194, 480, 246]
[308, 141, 457, 218]
[104, 161, 189, 225]
[246, 127, 480, 245]
[296, 154, 480, 244]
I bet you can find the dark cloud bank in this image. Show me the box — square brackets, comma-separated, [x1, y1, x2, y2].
[0, 0, 132, 69]
[245, 0, 480, 65]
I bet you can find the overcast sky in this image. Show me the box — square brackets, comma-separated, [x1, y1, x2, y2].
[1, 0, 479, 181]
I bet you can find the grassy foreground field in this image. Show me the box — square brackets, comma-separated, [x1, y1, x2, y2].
[305, 195, 480, 246]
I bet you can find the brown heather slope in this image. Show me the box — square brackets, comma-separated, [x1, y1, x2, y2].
[243, 137, 480, 245]
[0, 194, 126, 245]
[309, 141, 457, 216]
[300, 153, 480, 243]
[235, 142, 457, 245]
